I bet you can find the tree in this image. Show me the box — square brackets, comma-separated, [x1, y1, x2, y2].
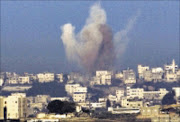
[47, 100, 76, 114]
[106, 99, 111, 108]
[162, 90, 176, 105]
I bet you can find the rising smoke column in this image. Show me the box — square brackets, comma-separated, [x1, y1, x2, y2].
[61, 3, 140, 73]
[114, 10, 141, 59]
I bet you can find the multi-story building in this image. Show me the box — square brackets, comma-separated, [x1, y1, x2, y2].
[143, 88, 168, 100]
[37, 72, 54, 83]
[73, 92, 86, 103]
[94, 70, 112, 85]
[126, 87, 144, 99]
[18, 76, 30, 84]
[123, 69, 136, 84]
[137, 65, 149, 79]
[165, 72, 177, 82]
[65, 84, 81, 95]
[116, 89, 124, 100]
[6, 77, 19, 84]
[143, 70, 163, 82]
[56, 73, 63, 83]
[164, 59, 178, 82]
[0, 93, 27, 120]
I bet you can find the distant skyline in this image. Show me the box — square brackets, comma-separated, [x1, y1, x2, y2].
[1, 1, 179, 73]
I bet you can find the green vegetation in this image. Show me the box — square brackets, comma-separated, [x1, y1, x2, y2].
[47, 100, 76, 114]
[162, 90, 176, 105]
[26, 82, 67, 97]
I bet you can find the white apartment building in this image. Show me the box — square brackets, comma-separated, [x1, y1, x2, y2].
[90, 102, 105, 109]
[18, 76, 30, 84]
[165, 72, 177, 82]
[94, 70, 112, 85]
[0, 93, 27, 120]
[123, 69, 136, 84]
[37, 73, 54, 83]
[143, 88, 168, 100]
[73, 92, 86, 103]
[137, 65, 149, 79]
[65, 84, 80, 95]
[172, 87, 180, 98]
[6, 77, 19, 84]
[56, 73, 63, 83]
[116, 89, 124, 100]
[126, 87, 144, 99]
[0, 78, 4, 86]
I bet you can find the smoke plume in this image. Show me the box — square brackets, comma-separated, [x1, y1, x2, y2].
[61, 3, 140, 73]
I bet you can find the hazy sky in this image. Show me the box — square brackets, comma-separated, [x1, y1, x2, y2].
[1, 1, 179, 73]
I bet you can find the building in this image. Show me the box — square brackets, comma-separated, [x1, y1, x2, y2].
[90, 102, 105, 109]
[0, 93, 27, 120]
[18, 76, 30, 84]
[123, 69, 136, 84]
[73, 86, 87, 93]
[0, 78, 4, 86]
[73, 92, 86, 103]
[116, 89, 124, 100]
[143, 70, 163, 82]
[164, 59, 178, 82]
[108, 107, 140, 114]
[126, 87, 144, 99]
[143, 88, 168, 100]
[93, 70, 113, 85]
[141, 105, 161, 116]
[6, 76, 19, 84]
[121, 97, 143, 108]
[172, 87, 180, 98]
[137, 65, 149, 79]
[37, 73, 54, 83]
[0, 96, 4, 119]
[165, 72, 177, 82]
[56, 73, 63, 83]
[65, 84, 80, 95]
[164, 59, 178, 73]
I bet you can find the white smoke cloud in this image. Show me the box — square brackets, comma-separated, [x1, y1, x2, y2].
[61, 3, 140, 72]
[61, 23, 78, 62]
[114, 10, 141, 58]
[61, 3, 107, 71]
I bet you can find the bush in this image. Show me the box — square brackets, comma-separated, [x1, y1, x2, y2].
[47, 100, 76, 114]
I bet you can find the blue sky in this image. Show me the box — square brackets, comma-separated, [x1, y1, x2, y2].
[1, 1, 179, 73]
